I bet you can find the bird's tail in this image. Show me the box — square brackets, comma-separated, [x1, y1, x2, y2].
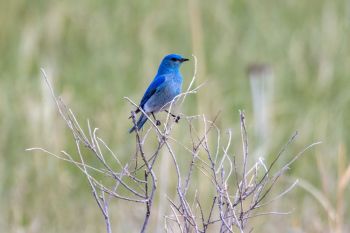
[129, 113, 148, 133]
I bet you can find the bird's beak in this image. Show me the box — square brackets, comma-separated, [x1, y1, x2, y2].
[180, 58, 189, 63]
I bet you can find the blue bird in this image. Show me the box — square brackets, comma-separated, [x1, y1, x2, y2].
[129, 54, 189, 133]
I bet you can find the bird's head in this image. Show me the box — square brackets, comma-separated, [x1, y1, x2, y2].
[158, 54, 189, 74]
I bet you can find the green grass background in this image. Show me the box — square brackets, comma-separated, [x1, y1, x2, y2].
[0, 0, 349, 232]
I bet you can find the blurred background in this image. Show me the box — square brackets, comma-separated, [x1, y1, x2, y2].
[0, 0, 349, 232]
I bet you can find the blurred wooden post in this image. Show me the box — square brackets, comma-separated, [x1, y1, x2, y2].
[247, 64, 274, 158]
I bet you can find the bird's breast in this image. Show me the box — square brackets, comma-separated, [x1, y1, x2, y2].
[143, 78, 182, 113]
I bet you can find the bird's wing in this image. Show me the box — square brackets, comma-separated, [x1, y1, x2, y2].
[140, 75, 166, 109]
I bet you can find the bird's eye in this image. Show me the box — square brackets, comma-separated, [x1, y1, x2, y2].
[170, 58, 177, 61]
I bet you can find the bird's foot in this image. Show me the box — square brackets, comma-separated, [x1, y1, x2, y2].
[129, 111, 136, 119]
[156, 120, 161, 126]
[165, 110, 180, 123]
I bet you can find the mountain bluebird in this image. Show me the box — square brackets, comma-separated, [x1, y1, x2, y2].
[129, 54, 189, 133]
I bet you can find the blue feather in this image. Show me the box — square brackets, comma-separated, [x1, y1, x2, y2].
[140, 75, 166, 109]
[129, 54, 188, 133]
[129, 113, 148, 133]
